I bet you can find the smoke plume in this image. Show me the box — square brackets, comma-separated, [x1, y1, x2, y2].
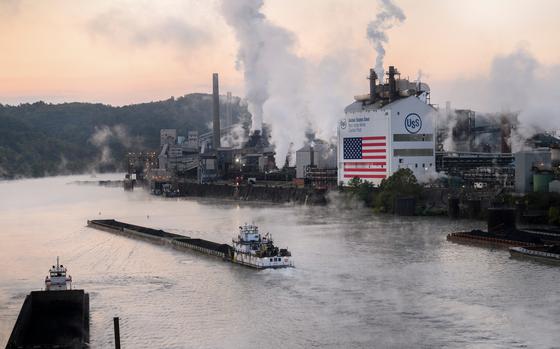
[435, 45, 560, 152]
[366, 0, 406, 79]
[89, 125, 142, 169]
[220, 1, 368, 165]
[219, 0, 311, 164]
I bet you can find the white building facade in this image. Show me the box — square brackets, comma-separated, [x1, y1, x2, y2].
[338, 96, 437, 186]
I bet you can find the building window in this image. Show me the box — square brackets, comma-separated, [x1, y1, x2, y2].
[415, 164, 418, 168]
[270, 258, 273, 262]
[393, 134, 434, 142]
[393, 149, 434, 157]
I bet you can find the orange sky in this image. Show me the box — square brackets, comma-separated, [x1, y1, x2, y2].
[1, 0, 559, 106]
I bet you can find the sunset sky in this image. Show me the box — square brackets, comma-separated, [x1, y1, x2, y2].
[1, 0, 559, 109]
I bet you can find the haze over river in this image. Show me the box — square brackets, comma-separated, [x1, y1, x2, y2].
[1, 175, 559, 348]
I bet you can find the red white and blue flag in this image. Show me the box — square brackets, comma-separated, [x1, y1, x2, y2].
[343, 136, 387, 180]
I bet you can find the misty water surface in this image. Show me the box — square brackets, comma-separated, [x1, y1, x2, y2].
[0, 174, 559, 348]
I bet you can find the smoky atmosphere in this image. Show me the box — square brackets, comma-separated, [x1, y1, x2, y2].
[1, 1, 560, 348]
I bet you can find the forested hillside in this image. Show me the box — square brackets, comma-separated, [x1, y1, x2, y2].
[0, 94, 248, 178]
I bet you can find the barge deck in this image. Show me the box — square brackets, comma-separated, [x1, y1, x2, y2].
[6, 290, 90, 349]
[87, 219, 239, 265]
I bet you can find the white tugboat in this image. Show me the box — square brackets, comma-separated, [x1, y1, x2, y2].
[232, 224, 293, 269]
[45, 257, 72, 291]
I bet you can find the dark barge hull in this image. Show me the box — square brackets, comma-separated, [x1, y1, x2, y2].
[5, 289, 90, 349]
[446, 232, 540, 249]
[87, 219, 233, 261]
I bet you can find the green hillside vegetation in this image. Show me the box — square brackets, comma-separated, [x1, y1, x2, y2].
[0, 94, 249, 179]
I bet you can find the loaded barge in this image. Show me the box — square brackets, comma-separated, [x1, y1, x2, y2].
[87, 219, 293, 268]
[447, 208, 546, 248]
[6, 258, 89, 349]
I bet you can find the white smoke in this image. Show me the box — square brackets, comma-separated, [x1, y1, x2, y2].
[366, 0, 406, 79]
[219, 0, 368, 166]
[219, 0, 313, 164]
[220, 123, 247, 149]
[89, 124, 142, 166]
[435, 45, 560, 152]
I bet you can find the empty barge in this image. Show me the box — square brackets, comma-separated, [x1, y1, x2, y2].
[510, 245, 560, 264]
[87, 219, 293, 268]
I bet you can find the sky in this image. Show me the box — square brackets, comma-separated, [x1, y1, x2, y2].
[1, 0, 559, 110]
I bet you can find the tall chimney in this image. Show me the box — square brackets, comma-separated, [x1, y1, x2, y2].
[225, 91, 232, 128]
[388, 66, 397, 100]
[369, 69, 377, 103]
[212, 73, 221, 149]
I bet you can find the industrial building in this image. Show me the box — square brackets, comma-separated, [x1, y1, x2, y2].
[515, 149, 553, 193]
[137, 72, 284, 190]
[436, 105, 517, 154]
[295, 142, 336, 179]
[338, 66, 437, 186]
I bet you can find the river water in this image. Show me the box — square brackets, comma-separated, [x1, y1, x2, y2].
[0, 174, 559, 348]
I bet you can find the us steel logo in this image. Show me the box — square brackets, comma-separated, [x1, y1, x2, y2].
[405, 113, 422, 134]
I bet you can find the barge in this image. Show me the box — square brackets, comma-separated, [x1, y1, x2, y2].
[447, 208, 544, 249]
[6, 258, 89, 349]
[87, 219, 293, 269]
[447, 230, 542, 249]
[509, 245, 560, 264]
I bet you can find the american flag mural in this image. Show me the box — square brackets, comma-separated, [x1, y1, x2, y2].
[342, 136, 387, 180]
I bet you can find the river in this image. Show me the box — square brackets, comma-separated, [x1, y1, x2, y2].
[0, 174, 559, 348]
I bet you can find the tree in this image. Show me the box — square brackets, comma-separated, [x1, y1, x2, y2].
[347, 177, 376, 207]
[374, 168, 422, 213]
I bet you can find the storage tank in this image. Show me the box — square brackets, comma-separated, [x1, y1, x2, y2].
[533, 172, 553, 193]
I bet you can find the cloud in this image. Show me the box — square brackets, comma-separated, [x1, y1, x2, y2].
[434, 44, 560, 151]
[0, 0, 20, 15]
[87, 7, 212, 49]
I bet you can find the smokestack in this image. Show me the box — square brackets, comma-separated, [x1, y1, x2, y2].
[225, 91, 232, 128]
[500, 114, 512, 153]
[212, 73, 221, 149]
[388, 66, 397, 100]
[369, 69, 377, 103]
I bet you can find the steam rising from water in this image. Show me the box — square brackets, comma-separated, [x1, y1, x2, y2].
[89, 124, 142, 170]
[366, 0, 406, 79]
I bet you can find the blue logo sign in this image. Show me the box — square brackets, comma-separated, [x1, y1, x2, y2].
[405, 113, 422, 134]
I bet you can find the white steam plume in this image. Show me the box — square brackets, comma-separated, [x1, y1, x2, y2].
[219, 0, 310, 164]
[220, 1, 374, 165]
[367, 0, 406, 79]
[435, 45, 560, 152]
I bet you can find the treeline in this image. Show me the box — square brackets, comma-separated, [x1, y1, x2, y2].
[0, 94, 249, 179]
[346, 169, 424, 213]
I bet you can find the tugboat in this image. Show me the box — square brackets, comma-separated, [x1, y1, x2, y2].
[5, 257, 89, 349]
[231, 224, 293, 269]
[45, 256, 72, 291]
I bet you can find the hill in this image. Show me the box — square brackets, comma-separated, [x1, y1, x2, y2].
[0, 94, 249, 179]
